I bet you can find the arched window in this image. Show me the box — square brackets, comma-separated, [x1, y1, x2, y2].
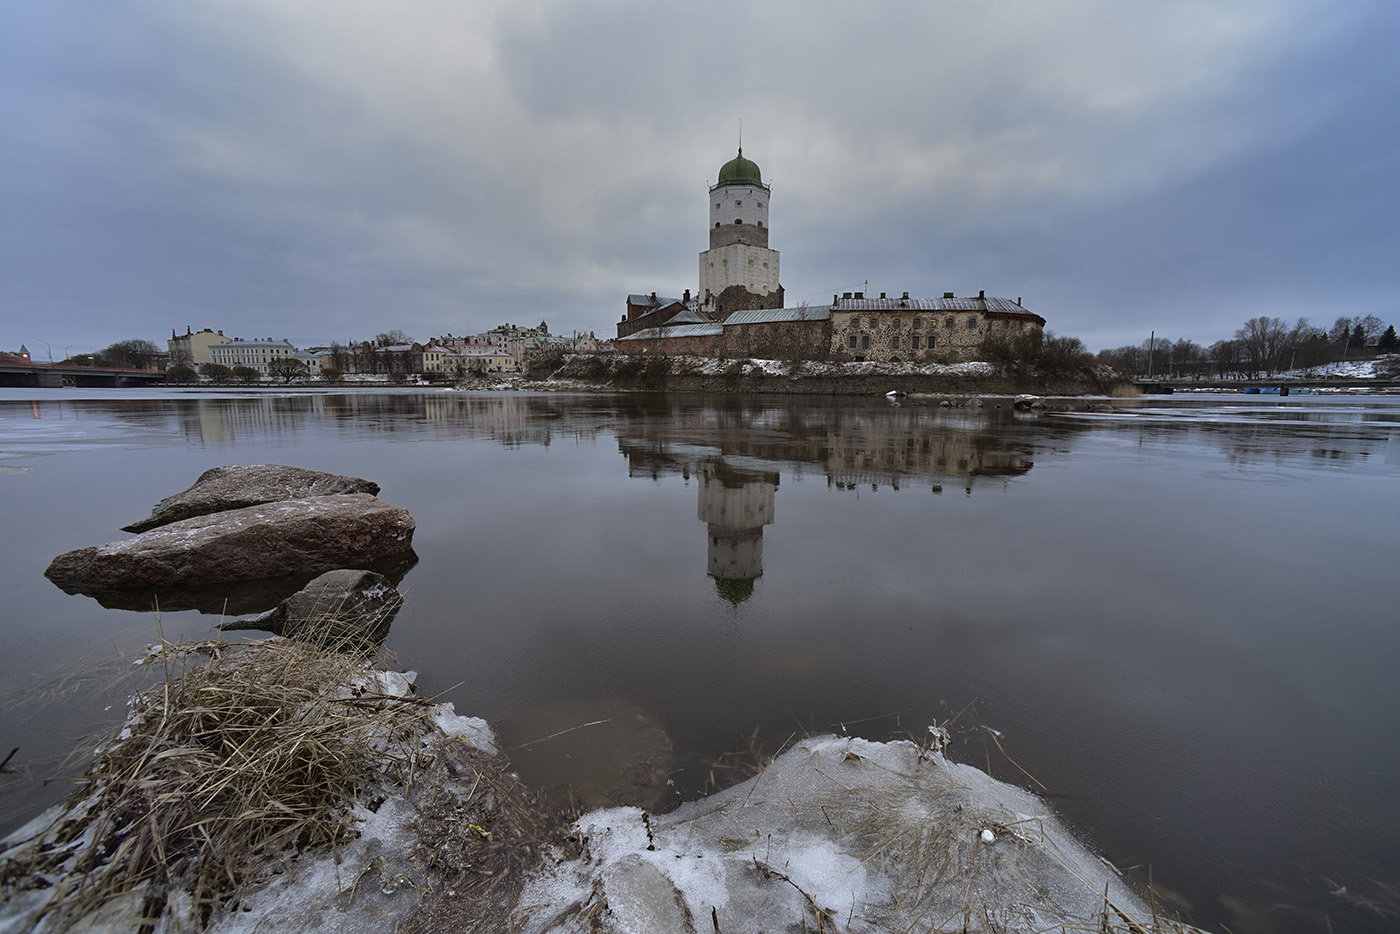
[734, 219, 742, 224]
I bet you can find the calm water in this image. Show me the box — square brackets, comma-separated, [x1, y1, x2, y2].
[2, 387, 1398, 932]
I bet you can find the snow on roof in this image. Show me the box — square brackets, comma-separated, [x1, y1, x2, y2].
[617, 323, 723, 340]
[834, 295, 1033, 315]
[724, 305, 832, 325]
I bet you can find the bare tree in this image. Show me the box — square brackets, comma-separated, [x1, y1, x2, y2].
[374, 330, 413, 346]
[200, 363, 231, 384]
[268, 358, 308, 383]
[1235, 317, 1289, 376]
[97, 339, 161, 368]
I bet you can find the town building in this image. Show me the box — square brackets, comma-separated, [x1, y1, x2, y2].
[208, 338, 298, 375]
[617, 149, 1044, 362]
[168, 328, 227, 368]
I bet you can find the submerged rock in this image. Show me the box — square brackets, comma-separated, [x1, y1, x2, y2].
[46, 494, 415, 594]
[220, 569, 404, 648]
[123, 464, 381, 533]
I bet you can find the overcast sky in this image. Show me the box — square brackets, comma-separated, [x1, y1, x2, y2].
[3, 0, 1397, 357]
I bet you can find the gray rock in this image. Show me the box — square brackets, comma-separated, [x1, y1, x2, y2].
[220, 569, 404, 648]
[46, 494, 414, 593]
[123, 464, 380, 533]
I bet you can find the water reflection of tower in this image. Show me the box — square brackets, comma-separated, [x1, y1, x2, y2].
[696, 461, 778, 605]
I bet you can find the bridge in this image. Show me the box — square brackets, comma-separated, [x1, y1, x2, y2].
[1133, 377, 1400, 394]
[0, 360, 168, 388]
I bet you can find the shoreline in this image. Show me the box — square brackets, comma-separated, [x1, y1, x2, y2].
[0, 640, 1202, 933]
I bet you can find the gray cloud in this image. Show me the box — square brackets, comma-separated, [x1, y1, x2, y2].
[2, 0, 1394, 354]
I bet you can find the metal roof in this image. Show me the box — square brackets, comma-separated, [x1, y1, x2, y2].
[831, 296, 1033, 314]
[724, 305, 832, 325]
[627, 293, 685, 307]
[617, 323, 723, 341]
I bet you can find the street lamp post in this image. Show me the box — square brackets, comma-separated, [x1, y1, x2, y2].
[36, 339, 53, 365]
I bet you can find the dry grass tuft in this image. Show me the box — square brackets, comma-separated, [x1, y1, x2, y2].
[0, 631, 441, 929]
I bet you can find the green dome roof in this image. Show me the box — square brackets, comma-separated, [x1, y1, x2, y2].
[717, 149, 762, 186]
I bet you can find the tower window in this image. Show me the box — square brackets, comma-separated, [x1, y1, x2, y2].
[734, 219, 742, 224]
[735, 201, 742, 207]
[715, 222, 721, 228]
[757, 221, 763, 227]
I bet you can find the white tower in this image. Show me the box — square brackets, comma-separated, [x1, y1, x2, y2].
[699, 149, 782, 318]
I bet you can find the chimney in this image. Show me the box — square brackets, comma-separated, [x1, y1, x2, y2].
[1017, 297, 1022, 306]
[978, 290, 985, 300]
[902, 291, 909, 299]
[843, 292, 852, 299]
[943, 292, 954, 299]
[879, 292, 887, 299]
[854, 292, 864, 299]
[683, 289, 691, 302]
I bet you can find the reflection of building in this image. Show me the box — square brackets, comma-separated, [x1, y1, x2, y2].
[824, 417, 1032, 493]
[697, 461, 777, 605]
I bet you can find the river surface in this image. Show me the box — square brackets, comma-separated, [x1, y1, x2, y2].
[1, 387, 1397, 932]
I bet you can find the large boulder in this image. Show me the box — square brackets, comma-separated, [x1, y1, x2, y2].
[219, 569, 404, 648]
[122, 464, 381, 533]
[46, 494, 414, 594]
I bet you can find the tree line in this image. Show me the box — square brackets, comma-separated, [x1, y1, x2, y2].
[1097, 315, 1398, 379]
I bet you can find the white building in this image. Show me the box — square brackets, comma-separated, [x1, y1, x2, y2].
[698, 149, 783, 318]
[208, 338, 297, 375]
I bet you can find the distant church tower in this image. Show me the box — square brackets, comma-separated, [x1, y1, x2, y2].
[699, 149, 783, 319]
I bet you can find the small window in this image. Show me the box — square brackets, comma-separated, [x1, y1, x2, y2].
[861, 335, 870, 349]
[912, 335, 921, 350]
[928, 335, 937, 348]
[848, 335, 858, 349]
[892, 335, 900, 349]
[735, 201, 742, 207]
[893, 318, 902, 329]
[945, 317, 955, 329]
[756, 220, 763, 227]
[715, 222, 721, 228]
[734, 219, 742, 224]
[966, 317, 977, 329]
[913, 318, 922, 329]
[869, 318, 878, 328]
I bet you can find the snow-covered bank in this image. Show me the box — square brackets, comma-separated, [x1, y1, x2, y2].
[2, 645, 1200, 933]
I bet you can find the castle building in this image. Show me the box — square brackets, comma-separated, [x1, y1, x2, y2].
[617, 148, 1044, 362]
[698, 149, 783, 318]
